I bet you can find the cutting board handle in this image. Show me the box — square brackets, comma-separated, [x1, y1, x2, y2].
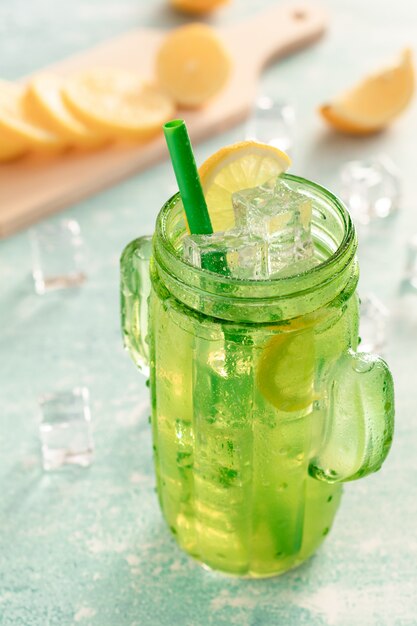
[227, 2, 328, 73]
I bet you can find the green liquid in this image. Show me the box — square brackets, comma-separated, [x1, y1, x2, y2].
[121, 182, 394, 578]
[147, 272, 358, 577]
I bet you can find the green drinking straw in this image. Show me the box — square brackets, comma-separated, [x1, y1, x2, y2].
[163, 119, 213, 236]
[164, 118, 238, 374]
[163, 119, 228, 275]
[163, 119, 234, 380]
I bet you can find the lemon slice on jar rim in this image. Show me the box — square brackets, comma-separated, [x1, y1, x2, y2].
[198, 141, 291, 232]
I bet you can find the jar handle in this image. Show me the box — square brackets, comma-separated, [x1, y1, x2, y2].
[309, 350, 394, 483]
[120, 236, 152, 376]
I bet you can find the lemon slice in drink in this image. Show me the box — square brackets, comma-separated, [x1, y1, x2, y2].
[199, 141, 291, 231]
[63, 68, 175, 140]
[320, 48, 414, 135]
[199, 142, 309, 412]
[26, 74, 106, 147]
[257, 329, 315, 413]
[0, 80, 64, 151]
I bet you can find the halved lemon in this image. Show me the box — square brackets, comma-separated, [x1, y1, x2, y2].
[62, 68, 175, 140]
[170, 0, 230, 14]
[320, 48, 414, 135]
[156, 23, 231, 108]
[199, 141, 291, 231]
[25, 74, 106, 147]
[0, 80, 64, 151]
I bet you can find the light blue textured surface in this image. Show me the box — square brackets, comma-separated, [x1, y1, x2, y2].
[1, 1, 417, 624]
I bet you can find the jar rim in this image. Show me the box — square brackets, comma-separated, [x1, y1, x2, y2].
[157, 174, 355, 278]
[153, 174, 358, 321]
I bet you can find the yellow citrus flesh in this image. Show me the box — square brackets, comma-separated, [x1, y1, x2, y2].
[199, 141, 291, 231]
[170, 0, 230, 15]
[0, 134, 27, 162]
[62, 68, 175, 139]
[319, 48, 414, 135]
[257, 328, 315, 413]
[156, 23, 231, 108]
[0, 80, 64, 151]
[320, 105, 375, 136]
[26, 74, 106, 147]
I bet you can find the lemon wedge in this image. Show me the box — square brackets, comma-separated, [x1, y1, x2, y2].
[26, 74, 106, 147]
[156, 23, 231, 108]
[320, 48, 414, 135]
[198, 141, 291, 231]
[0, 80, 64, 151]
[0, 135, 27, 162]
[62, 68, 175, 140]
[170, 0, 230, 15]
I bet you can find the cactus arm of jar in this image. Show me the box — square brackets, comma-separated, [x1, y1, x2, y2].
[309, 350, 394, 483]
[120, 236, 153, 376]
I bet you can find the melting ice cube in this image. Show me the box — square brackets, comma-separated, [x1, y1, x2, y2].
[404, 234, 417, 291]
[359, 294, 389, 355]
[183, 229, 264, 280]
[30, 219, 86, 295]
[38, 387, 93, 471]
[340, 155, 401, 225]
[183, 179, 316, 280]
[232, 178, 314, 277]
[245, 96, 296, 154]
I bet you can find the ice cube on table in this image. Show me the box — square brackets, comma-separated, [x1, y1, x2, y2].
[404, 234, 417, 291]
[183, 230, 264, 280]
[233, 178, 314, 277]
[340, 155, 401, 225]
[359, 294, 389, 354]
[245, 96, 296, 154]
[38, 387, 93, 471]
[30, 219, 86, 295]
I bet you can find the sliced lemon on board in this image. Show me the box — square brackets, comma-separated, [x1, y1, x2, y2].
[0, 80, 64, 151]
[25, 74, 106, 147]
[156, 23, 231, 108]
[170, 0, 230, 14]
[198, 141, 291, 231]
[62, 68, 175, 140]
[319, 48, 414, 135]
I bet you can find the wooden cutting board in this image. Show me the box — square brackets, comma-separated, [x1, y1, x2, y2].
[0, 2, 327, 237]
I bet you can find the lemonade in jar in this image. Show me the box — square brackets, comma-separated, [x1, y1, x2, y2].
[121, 122, 394, 577]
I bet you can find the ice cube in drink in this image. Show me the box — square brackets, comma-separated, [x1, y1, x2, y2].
[182, 177, 316, 280]
[233, 178, 315, 277]
[183, 229, 265, 280]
